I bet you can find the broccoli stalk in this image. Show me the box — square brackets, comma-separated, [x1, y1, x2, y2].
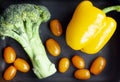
[0, 4, 56, 79]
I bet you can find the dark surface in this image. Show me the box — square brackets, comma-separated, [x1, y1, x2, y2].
[0, 0, 120, 82]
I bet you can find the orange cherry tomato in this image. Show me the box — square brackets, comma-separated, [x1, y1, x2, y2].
[74, 69, 90, 80]
[50, 19, 63, 36]
[46, 38, 61, 56]
[4, 46, 16, 64]
[58, 57, 70, 73]
[3, 65, 17, 81]
[72, 55, 85, 69]
[14, 58, 30, 73]
[90, 56, 106, 75]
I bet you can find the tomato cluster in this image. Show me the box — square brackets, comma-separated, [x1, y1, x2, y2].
[3, 46, 30, 81]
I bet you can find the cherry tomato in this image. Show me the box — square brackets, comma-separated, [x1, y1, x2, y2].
[4, 46, 16, 64]
[46, 38, 61, 56]
[90, 56, 106, 75]
[58, 57, 70, 73]
[14, 58, 30, 72]
[3, 65, 17, 81]
[72, 55, 85, 69]
[74, 69, 90, 80]
[50, 19, 63, 36]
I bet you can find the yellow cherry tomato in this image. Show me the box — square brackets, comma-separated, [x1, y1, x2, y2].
[14, 58, 30, 73]
[90, 56, 106, 75]
[58, 57, 70, 73]
[50, 19, 63, 36]
[72, 55, 85, 69]
[3, 65, 17, 81]
[4, 46, 16, 64]
[74, 69, 90, 80]
[46, 38, 61, 56]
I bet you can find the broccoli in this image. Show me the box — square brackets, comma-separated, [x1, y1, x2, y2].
[0, 4, 56, 79]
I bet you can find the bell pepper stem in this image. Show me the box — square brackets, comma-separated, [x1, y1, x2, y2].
[103, 6, 120, 13]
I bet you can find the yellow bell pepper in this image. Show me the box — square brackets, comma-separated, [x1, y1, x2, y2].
[66, 0, 119, 54]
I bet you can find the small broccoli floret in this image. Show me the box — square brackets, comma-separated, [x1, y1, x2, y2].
[0, 4, 56, 79]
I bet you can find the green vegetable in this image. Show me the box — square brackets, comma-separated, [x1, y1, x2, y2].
[0, 4, 56, 79]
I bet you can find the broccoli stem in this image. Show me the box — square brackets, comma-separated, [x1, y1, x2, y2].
[28, 21, 56, 78]
[30, 33, 56, 78]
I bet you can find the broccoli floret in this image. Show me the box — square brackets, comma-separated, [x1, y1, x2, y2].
[0, 4, 56, 79]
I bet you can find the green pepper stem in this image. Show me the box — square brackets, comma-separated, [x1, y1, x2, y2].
[103, 6, 120, 13]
